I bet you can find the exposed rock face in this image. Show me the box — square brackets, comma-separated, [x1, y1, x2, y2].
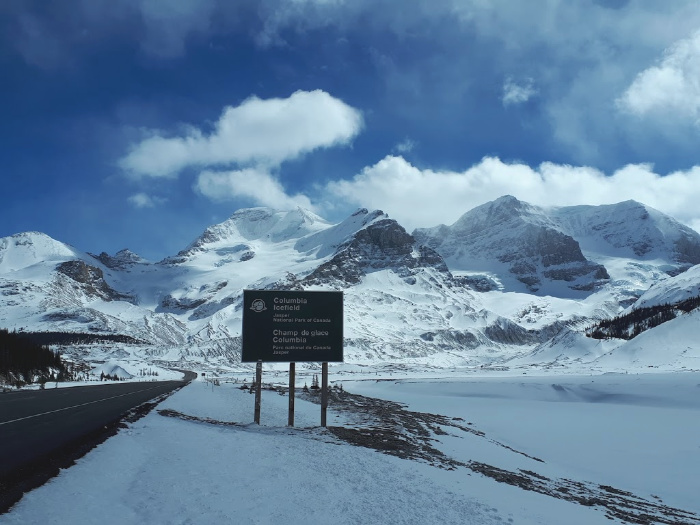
[420, 330, 481, 348]
[55, 260, 133, 302]
[453, 275, 501, 292]
[160, 294, 207, 311]
[675, 234, 700, 266]
[550, 199, 700, 267]
[159, 282, 229, 313]
[483, 318, 541, 345]
[91, 249, 146, 269]
[414, 196, 609, 293]
[497, 225, 609, 290]
[303, 219, 450, 286]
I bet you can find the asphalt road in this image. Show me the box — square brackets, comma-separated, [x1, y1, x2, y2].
[0, 375, 193, 480]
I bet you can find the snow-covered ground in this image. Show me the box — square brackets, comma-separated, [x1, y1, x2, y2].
[349, 373, 700, 515]
[3, 371, 699, 524]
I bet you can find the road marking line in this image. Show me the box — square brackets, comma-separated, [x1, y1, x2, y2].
[0, 384, 171, 426]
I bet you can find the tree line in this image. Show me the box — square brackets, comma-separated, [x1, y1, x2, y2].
[0, 328, 68, 387]
[587, 294, 700, 340]
[13, 331, 141, 346]
[100, 371, 123, 381]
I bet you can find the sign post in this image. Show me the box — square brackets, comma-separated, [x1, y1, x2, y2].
[254, 360, 262, 424]
[288, 362, 295, 427]
[242, 290, 343, 426]
[321, 362, 328, 427]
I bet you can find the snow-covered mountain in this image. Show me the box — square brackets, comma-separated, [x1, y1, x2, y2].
[625, 259, 700, 310]
[2, 198, 700, 374]
[414, 196, 611, 296]
[0, 232, 188, 347]
[415, 196, 700, 299]
[550, 199, 700, 266]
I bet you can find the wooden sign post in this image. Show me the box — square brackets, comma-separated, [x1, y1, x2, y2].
[254, 360, 262, 424]
[321, 362, 329, 427]
[288, 362, 296, 427]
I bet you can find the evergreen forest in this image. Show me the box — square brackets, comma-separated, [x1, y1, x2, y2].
[587, 295, 700, 340]
[0, 328, 68, 387]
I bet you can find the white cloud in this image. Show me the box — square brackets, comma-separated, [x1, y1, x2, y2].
[120, 90, 363, 178]
[617, 30, 700, 122]
[127, 192, 165, 208]
[502, 77, 537, 106]
[393, 138, 416, 154]
[324, 155, 700, 233]
[195, 168, 315, 211]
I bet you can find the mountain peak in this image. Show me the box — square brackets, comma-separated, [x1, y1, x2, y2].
[2, 197, 700, 373]
[415, 196, 608, 295]
[91, 249, 148, 269]
[450, 195, 550, 234]
[171, 207, 332, 261]
[486, 194, 532, 213]
[223, 206, 330, 241]
[0, 231, 82, 272]
[8, 231, 62, 245]
[294, 208, 388, 258]
[551, 200, 700, 265]
[617, 199, 645, 207]
[493, 194, 521, 205]
[302, 215, 450, 286]
[115, 248, 142, 259]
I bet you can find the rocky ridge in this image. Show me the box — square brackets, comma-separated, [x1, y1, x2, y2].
[1, 197, 699, 372]
[414, 196, 611, 294]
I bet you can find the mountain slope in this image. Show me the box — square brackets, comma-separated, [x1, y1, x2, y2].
[630, 263, 700, 309]
[550, 200, 700, 266]
[2, 198, 700, 374]
[594, 308, 700, 371]
[0, 232, 84, 272]
[167, 207, 332, 263]
[0, 232, 187, 345]
[414, 196, 610, 295]
[302, 213, 449, 287]
[548, 200, 700, 302]
[415, 196, 700, 300]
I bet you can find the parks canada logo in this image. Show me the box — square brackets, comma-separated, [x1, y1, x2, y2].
[250, 299, 267, 313]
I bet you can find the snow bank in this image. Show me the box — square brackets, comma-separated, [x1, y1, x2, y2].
[2, 378, 631, 525]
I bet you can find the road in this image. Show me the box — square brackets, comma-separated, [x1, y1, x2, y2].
[0, 373, 194, 492]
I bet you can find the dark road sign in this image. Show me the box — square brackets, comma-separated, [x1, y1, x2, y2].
[242, 290, 343, 362]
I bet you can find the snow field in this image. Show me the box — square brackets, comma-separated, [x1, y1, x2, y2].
[1, 381, 523, 525]
[8, 373, 698, 524]
[349, 373, 700, 514]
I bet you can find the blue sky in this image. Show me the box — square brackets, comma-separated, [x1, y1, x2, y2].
[3, 0, 700, 261]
